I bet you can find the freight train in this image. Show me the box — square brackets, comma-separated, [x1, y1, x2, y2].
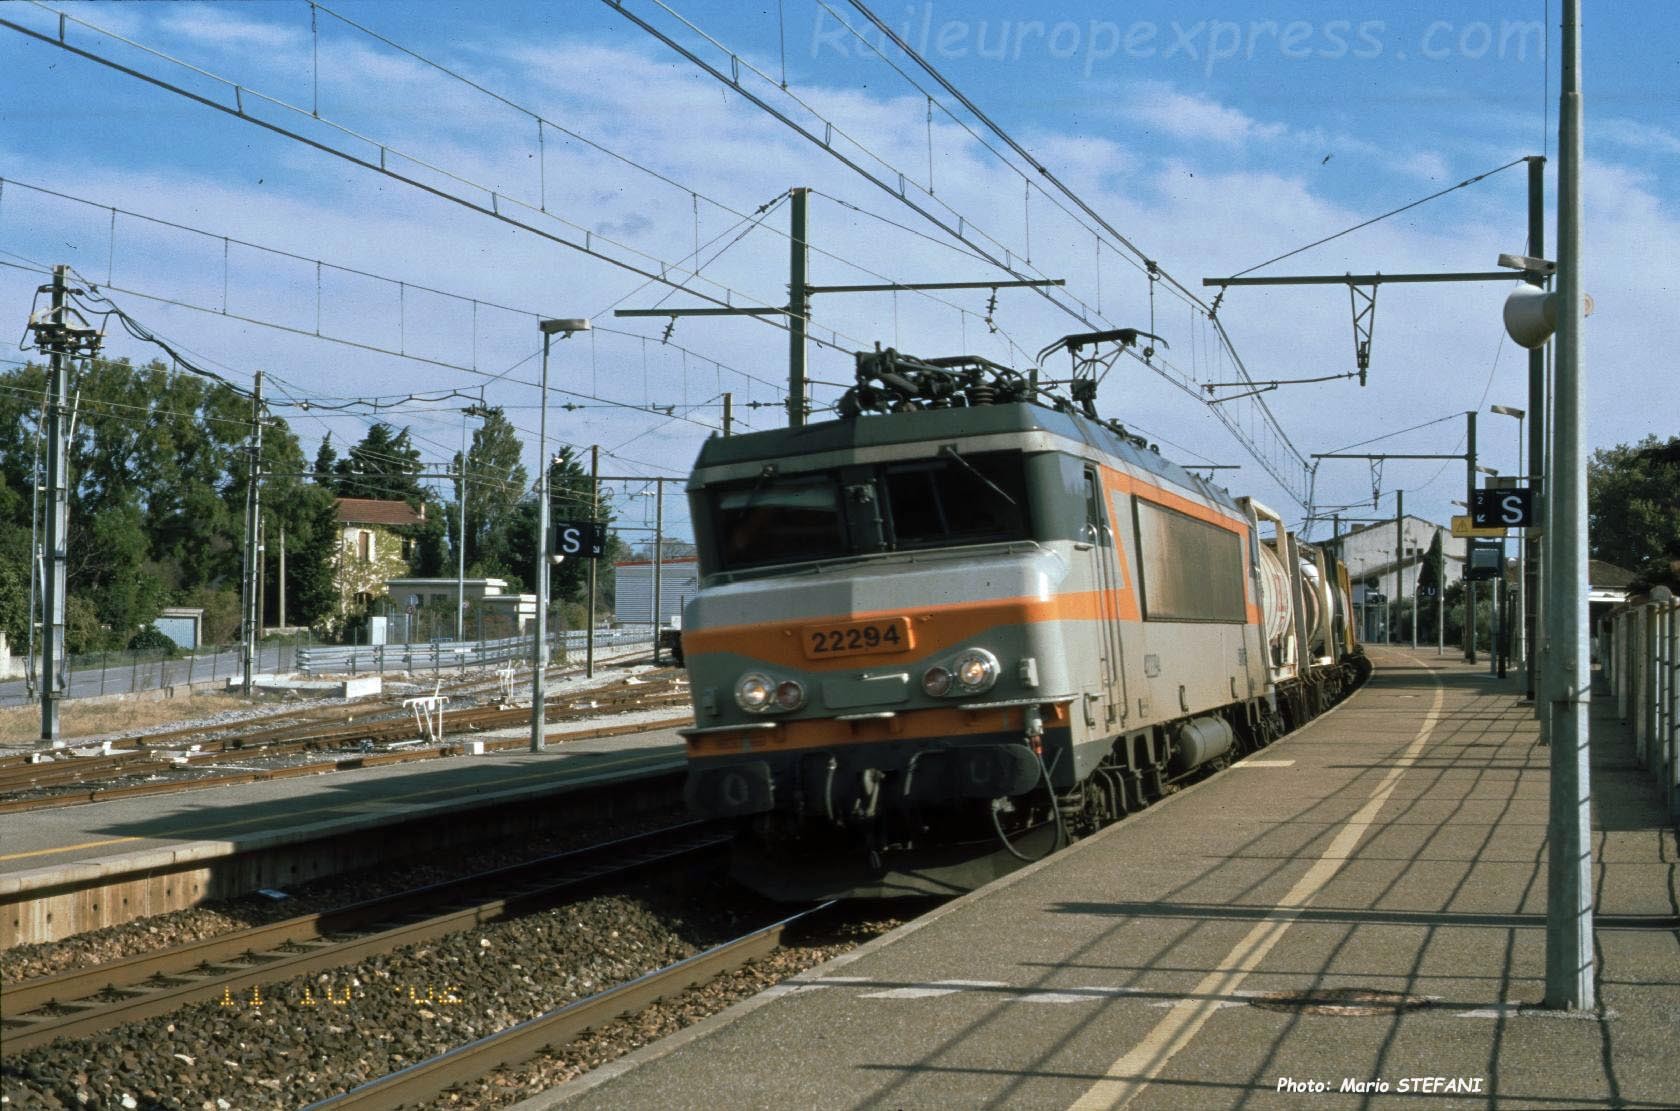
[676, 335, 1367, 900]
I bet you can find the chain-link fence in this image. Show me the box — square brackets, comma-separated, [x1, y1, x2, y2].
[0, 622, 663, 707]
[296, 625, 655, 677]
[0, 636, 313, 708]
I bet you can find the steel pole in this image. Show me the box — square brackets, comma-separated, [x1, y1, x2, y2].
[651, 478, 664, 663]
[457, 410, 468, 642]
[277, 526, 286, 631]
[1541, 340, 1556, 742]
[530, 333, 552, 753]
[1466, 411, 1478, 664]
[1411, 550, 1420, 650]
[1544, 0, 1593, 1011]
[1526, 155, 1547, 703]
[26, 400, 42, 699]
[40, 265, 69, 739]
[1395, 491, 1405, 648]
[1515, 416, 1526, 668]
[787, 186, 809, 428]
[240, 372, 263, 695]
[1436, 528, 1445, 657]
[256, 515, 265, 643]
[1490, 525, 1501, 679]
[586, 444, 598, 679]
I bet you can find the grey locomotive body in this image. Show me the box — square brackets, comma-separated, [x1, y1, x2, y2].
[677, 352, 1362, 899]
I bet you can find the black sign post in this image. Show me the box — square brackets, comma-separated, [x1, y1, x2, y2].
[1465, 539, 1506, 581]
[552, 521, 608, 559]
[1470, 488, 1537, 529]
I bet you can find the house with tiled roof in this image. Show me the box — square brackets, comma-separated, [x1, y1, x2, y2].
[335, 498, 425, 618]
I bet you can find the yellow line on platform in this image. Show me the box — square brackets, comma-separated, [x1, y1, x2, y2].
[0, 836, 142, 862]
[1070, 654, 1446, 1111]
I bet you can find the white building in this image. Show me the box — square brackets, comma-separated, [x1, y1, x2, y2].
[383, 576, 536, 640]
[614, 557, 700, 626]
[1326, 516, 1467, 605]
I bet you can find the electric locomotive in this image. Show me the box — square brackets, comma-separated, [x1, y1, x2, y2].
[677, 337, 1363, 900]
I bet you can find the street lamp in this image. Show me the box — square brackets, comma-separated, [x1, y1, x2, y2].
[1491, 404, 1527, 669]
[531, 318, 590, 753]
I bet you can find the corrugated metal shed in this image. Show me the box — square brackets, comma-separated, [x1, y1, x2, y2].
[614, 558, 700, 626]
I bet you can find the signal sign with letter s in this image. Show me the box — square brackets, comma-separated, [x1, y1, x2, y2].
[552, 521, 607, 558]
[1469, 489, 1535, 529]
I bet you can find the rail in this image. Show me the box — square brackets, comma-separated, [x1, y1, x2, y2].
[306, 901, 837, 1110]
[1604, 588, 1680, 822]
[1, 821, 726, 1053]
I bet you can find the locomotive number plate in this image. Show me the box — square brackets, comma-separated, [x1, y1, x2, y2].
[801, 617, 912, 659]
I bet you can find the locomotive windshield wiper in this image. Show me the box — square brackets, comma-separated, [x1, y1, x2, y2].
[939, 444, 1017, 507]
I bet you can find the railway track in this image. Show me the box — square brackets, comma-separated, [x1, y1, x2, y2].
[0, 671, 691, 811]
[306, 901, 838, 1110]
[1, 821, 729, 1054]
[0, 653, 673, 769]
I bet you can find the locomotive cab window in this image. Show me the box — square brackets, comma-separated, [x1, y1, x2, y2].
[715, 477, 847, 569]
[882, 450, 1029, 550]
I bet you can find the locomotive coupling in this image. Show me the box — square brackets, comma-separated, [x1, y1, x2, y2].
[1024, 705, 1045, 757]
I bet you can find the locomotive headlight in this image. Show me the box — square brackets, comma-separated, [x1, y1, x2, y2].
[953, 648, 999, 692]
[773, 679, 806, 711]
[921, 666, 953, 697]
[734, 672, 775, 712]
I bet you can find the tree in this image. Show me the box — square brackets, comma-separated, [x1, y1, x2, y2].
[455, 407, 528, 575]
[480, 499, 538, 592]
[549, 449, 609, 606]
[405, 495, 450, 578]
[313, 435, 339, 487]
[0, 557, 26, 650]
[335, 423, 423, 503]
[1588, 435, 1680, 589]
[1415, 531, 1446, 638]
[0, 486, 29, 651]
[63, 594, 104, 655]
[287, 488, 343, 628]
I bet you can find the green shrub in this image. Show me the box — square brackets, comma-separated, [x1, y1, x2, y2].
[127, 624, 180, 655]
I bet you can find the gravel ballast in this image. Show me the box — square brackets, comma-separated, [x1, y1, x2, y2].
[2, 881, 913, 1110]
[1, 807, 689, 985]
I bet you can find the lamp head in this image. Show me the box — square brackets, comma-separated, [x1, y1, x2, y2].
[540, 318, 591, 336]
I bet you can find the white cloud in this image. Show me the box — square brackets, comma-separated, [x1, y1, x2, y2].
[156, 7, 306, 52]
[1123, 80, 1287, 144]
[1595, 117, 1680, 157]
[1, 9, 1674, 525]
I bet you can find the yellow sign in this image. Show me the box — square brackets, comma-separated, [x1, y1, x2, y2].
[1451, 515, 1507, 539]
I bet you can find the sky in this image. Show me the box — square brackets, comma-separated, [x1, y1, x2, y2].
[0, 0, 1674, 546]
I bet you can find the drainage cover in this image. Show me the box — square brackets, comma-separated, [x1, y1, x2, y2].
[1249, 988, 1432, 1016]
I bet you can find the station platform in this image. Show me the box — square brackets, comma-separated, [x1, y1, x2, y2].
[0, 719, 686, 945]
[545, 649, 1680, 1110]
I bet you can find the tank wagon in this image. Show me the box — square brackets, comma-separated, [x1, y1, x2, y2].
[677, 340, 1366, 900]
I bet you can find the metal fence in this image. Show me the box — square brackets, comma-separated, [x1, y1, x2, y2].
[0, 638, 308, 708]
[296, 625, 656, 677]
[1605, 589, 1679, 823]
[0, 625, 659, 708]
